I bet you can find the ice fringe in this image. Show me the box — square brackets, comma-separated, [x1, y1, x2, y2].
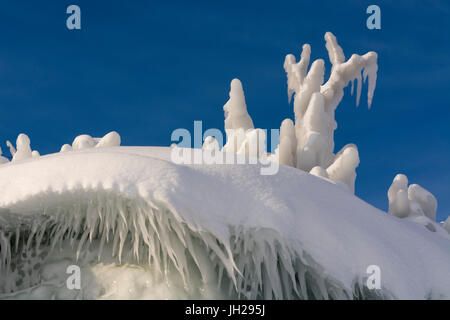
[0, 190, 389, 300]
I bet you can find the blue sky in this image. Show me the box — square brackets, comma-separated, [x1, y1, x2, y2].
[0, 1, 449, 220]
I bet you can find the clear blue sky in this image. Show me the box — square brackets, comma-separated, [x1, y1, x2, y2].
[0, 1, 449, 220]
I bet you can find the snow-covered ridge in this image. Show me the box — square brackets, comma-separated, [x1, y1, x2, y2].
[1, 147, 450, 299]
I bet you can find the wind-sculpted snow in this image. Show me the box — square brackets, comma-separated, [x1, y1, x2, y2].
[1, 147, 450, 299]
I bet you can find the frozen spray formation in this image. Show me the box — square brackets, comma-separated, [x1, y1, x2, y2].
[218, 32, 378, 194]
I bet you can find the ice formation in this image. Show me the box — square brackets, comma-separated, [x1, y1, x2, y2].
[60, 144, 73, 153]
[72, 134, 96, 150]
[388, 174, 438, 221]
[223, 79, 254, 133]
[283, 32, 377, 191]
[12, 134, 33, 162]
[0, 32, 449, 301]
[95, 131, 121, 148]
[6, 140, 16, 157]
[218, 32, 378, 194]
[221, 79, 258, 156]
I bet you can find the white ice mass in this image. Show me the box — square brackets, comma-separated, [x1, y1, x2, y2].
[0, 33, 449, 300]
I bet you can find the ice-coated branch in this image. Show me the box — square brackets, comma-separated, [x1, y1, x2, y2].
[324, 32, 345, 69]
[220, 32, 378, 192]
[321, 32, 378, 111]
[282, 32, 378, 193]
[284, 44, 311, 103]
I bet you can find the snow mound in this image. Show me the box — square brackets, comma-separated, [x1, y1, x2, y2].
[1, 147, 450, 299]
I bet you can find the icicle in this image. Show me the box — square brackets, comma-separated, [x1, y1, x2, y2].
[363, 55, 378, 109]
[0, 189, 374, 299]
[356, 72, 362, 107]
